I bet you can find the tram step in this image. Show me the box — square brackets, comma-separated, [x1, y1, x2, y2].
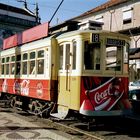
[50, 112, 68, 119]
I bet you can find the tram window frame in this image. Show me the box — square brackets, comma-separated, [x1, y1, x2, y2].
[59, 45, 63, 70]
[65, 44, 70, 70]
[123, 43, 129, 74]
[29, 51, 36, 75]
[1, 58, 5, 75]
[5, 57, 10, 75]
[84, 41, 101, 70]
[72, 41, 76, 70]
[22, 53, 28, 75]
[37, 50, 44, 74]
[59, 42, 76, 71]
[16, 55, 21, 75]
[105, 45, 122, 71]
[10, 56, 16, 75]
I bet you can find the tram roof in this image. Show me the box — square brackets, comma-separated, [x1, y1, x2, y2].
[55, 29, 130, 40]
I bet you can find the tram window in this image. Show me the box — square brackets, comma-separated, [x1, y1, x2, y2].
[16, 62, 21, 75]
[16, 55, 21, 75]
[6, 57, 10, 75]
[38, 50, 44, 58]
[84, 41, 100, 70]
[37, 50, 44, 74]
[30, 61, 35, 74]
[37, 59, 44, 74]
[2, 58, 5, 63]
[72, 41, 76, 69]
[10, 56, 15, 75]
[23, 53, 28, 60]
[59, 45, 63, 69]
[30, 52, 35, 59]
[10, 63, 15, 75]
[6, 57, 10, 62]
[6, 64, 9, 74]
[65, 44, 70, 70]
[29, 52, 36, 75]
[1, 64, 4, 75]
[22, 62, 27, 74]
[123, 44, 129, 73]
[11, 56, 16, 61]
[106, 46, 121, 71]
[22, 53, 28, 75]
[16, 55, 21, 61]
[1, 58, 5, 75]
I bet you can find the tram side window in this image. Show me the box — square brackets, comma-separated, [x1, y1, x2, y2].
[106, 46, 122, 71]
[1, 58, 5, 75]
[123, 43, 129, 73]
[22, 53, 28, 75]
[16, 55, 21, 75]
[6, 57, 10, 75]
[72, 41, 76, 69]
[10, 56, 15, 75]
[65, 44, 70, 70]
[37, 50, 44, 74]
[84, 41, 100, 70]
[59, 45, 63, 70]
[29, 52, 36, 74]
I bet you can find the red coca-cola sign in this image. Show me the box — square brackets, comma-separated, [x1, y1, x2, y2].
[80, 77, 128, 115]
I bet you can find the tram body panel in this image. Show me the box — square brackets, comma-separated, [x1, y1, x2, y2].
[56, 34, 83, 111]
[57, 75, 81, 110]
[0, 37, 56, 101]
[56, 30, 131, 116]
[0, 78, 51, 100]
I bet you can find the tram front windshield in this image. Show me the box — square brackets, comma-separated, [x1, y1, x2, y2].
[84, 39, 127, 72]
[84, 41, 100, 70]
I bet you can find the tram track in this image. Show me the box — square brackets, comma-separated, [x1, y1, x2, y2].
[1, 103, 140, 140]
[0, 105, 104, 140]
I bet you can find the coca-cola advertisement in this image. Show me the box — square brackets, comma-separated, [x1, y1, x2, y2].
[80, 76, 131, 116]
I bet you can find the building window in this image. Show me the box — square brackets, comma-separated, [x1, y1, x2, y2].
[123, 7, 133, 24]
[95, 15, 103, 23]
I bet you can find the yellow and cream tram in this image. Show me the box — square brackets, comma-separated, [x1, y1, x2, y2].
[0, 22, 132, 118]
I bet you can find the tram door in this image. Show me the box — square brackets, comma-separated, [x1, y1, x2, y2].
[58, 41, 77, 108]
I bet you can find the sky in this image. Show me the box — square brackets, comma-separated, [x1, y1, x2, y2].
[0, 0, 108, 26]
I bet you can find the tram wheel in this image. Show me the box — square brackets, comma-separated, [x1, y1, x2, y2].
[10, 96, 16, 108]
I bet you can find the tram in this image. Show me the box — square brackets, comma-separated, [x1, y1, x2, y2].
[0, 21, 132, 119]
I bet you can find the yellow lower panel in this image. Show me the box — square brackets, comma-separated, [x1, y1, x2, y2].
[58, 76, 81, 111]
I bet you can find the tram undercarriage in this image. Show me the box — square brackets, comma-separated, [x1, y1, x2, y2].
[0, 92, 55, 118]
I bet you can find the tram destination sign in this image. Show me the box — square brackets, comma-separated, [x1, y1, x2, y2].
[107, 38, 125, 46]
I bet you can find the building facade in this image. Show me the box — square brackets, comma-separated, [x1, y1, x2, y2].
[72, 0, 140, 81]
[0, 3, 40, 49]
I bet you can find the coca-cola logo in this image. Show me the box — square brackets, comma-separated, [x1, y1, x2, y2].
[94, 84, 113, 104]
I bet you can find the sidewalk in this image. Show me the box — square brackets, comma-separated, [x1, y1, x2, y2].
[0, 109, 80, 140]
